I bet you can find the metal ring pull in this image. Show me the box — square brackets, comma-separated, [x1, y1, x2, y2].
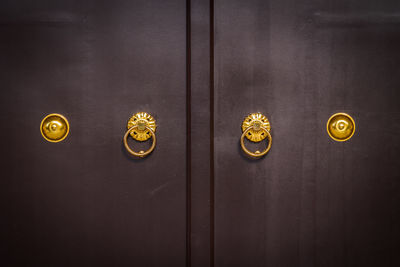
[123, 125, 156, 157]
[240, 113, 272, 158]
[123, 112, 157, 158]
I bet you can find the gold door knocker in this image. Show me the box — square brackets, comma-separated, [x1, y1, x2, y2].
[240, 113, 272, 158]
[123, 112, 156, 158]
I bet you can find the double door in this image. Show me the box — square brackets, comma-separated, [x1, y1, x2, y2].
[1, 0, 399, 266]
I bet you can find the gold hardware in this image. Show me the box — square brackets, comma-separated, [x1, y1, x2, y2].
[127, 112, 156, 141]
[326, 112, 355, 142]
[240, 113, 272, 158]
[242, 113, 271, 142]
[40, 113, 70, 142]
[123, 112, 156, 157]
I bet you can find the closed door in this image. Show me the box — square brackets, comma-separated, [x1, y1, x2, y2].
[1, 1, 399, 267]
[1, 0, 187, 266]
[213, 0, 400, 267]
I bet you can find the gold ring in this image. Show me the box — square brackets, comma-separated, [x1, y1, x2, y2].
[240, 126, 272, 158]
[123, 125, 156, 157]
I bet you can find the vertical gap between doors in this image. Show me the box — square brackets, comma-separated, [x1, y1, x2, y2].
[209, 0, 215, 266]
[186, 0, 192, 266]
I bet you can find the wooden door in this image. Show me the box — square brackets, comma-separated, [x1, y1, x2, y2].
[1, 0, 400, 266]
[213, 0, 400, 266]
[1, 0, 187, 266]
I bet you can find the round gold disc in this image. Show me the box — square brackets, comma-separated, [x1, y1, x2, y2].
[241, 113, 271, 142]
[326, 112, 355, 142]
[40, 113, 70, 143]
[127, 112, 156, 141]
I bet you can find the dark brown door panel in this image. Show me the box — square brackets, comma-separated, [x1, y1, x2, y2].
[213, 0, 400, 266]
[0, 1, 187, 266]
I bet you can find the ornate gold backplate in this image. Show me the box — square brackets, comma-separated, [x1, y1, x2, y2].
[241, 112, 271, 142]
[127, 112, 156, 141]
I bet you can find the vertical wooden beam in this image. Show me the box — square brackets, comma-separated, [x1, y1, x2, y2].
[188, 0, 213, 266]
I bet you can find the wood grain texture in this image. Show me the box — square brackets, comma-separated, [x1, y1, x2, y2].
[190, 0, 213, 266]
[1, 1, 400, 266]
[0, 0, 187, 266]
[213, 0, 400, 266]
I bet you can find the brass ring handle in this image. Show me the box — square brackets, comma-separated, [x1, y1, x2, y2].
[240, 113, 272, 158]
[123, 112, 157, 158]
[123, 125, 156, 157]
[240, 125, 272, 158]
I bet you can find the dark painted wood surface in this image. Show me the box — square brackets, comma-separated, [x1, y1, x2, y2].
[214, 0, 400, 266]
[0, 1, 187, 266]
[1, 0, 400, 266]
[189, 0, 212, 266]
